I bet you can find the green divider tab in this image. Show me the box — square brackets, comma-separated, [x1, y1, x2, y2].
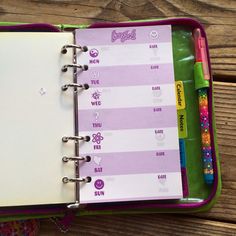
[177, 109, 187, 138]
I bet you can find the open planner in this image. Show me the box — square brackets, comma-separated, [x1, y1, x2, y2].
[0, 25, 183, 208]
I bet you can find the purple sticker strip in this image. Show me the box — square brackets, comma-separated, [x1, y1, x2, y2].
[76, 25, 171, 46]
[78, 64, 174, 87]
[80, 150, 180, 176]
[78, 106, 177, 131]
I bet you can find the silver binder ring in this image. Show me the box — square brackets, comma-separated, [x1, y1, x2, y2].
[62, 176, 92, 183]
[61, 64, 88, 72]
[62, 135, 90, 143]
[61, 83, 89, 91]
[61, 44, 88, 54]
[67, 201, 80, 209]
[62, 156, 91, 162]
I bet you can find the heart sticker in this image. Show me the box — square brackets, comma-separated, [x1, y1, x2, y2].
[94, 156, 102, 165]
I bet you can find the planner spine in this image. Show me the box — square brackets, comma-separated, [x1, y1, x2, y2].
[60, 43, 91, 209]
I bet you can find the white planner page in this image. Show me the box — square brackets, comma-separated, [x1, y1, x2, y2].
[0, 32, 75, 206]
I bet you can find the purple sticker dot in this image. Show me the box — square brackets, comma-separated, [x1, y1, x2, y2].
[94, 179, 104, 190]
[89, 48, 99, 58]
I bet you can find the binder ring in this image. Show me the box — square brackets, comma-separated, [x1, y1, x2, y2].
[62, 136, 90, 143]
[62, 176, 92, 183]
[62, 64, 88, 72]
[61, 44, 88, 54]
[61, 83, 89, 91]
[62, 155, 91, 162]
[67, 201, 80, 209]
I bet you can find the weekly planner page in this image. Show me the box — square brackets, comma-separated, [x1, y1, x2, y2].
[76, 25, 183, 203]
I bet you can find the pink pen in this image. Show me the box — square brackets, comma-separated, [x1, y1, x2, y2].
[193, 29, 210, 80]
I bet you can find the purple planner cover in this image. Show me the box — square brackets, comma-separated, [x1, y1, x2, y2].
[75, 25, 183, 203]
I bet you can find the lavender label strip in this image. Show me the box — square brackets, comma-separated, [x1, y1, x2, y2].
[78, 106, 177, 131]
[80, 172, 182, 204]
[79, 127, 179, 154]
[78, 64, 174, 87]
[78, 84, 176, 110]
[79, 150, 181, 176]
[77, 43, 173, 68]
[76, 25, 171, 46]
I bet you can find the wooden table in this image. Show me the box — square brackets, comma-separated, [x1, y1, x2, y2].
[0, 0, 236, 235]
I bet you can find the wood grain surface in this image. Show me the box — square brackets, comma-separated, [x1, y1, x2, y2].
[195, 82, 236, 223]
[40, 214, 236, 236]
[0, 0, 235, 235]
[0, 0, 235, 78]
